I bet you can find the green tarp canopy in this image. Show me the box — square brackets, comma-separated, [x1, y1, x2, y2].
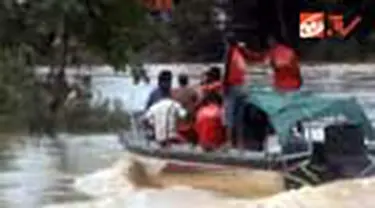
[245, 85, 375, 142]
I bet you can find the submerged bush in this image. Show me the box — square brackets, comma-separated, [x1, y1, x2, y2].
[59, 98, 130, 134]
[0, 47, 130, 134]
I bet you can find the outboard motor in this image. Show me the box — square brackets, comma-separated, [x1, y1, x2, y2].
[284, 124, 374, 190]
[324, 123, 372, 178]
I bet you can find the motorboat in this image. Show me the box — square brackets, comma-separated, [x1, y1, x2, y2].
[119, 85, 375, 176]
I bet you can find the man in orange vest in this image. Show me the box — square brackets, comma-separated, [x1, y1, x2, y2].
[269, 43, 302, 92]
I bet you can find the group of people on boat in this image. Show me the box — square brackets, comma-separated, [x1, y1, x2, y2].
[142, 42, 303, 151]
[143, 66, 226, 151]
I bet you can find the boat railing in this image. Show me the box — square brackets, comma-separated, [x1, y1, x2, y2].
[125, 110, 375, 158]
[123, 111, 316, 169]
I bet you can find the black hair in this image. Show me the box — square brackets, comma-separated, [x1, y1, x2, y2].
[207, 66, 222, 82]
[178, 73, 189, 87]
[158, 70, 172, 94]
[202, 91, 222, 106]
[158, 70, 172, 82]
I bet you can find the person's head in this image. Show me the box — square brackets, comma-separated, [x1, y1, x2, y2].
[206, 66, 221, 83]
[202, 91, 222, 106]
[158, 70, 172, 93]
[178, 73, 189, 87]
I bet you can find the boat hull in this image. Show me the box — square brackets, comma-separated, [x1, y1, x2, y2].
[120, 134, 310, 173]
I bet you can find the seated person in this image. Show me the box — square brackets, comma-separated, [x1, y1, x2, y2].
[143, 89, 187, 147]
[195, 91, 226, 151]
[173, 74, 199, 144]
[145, 70, 173, 110]
[199, 66, 223, 96]
[196, 66, 223, 111]
[173, 73, 198, 116]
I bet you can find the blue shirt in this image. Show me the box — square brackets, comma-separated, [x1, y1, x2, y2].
[145, 88, 169, 110]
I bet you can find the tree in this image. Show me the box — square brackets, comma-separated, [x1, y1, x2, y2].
[142, 0, 225, 62]
[0, 0, 153, 69]
[0, 0, 153, 134]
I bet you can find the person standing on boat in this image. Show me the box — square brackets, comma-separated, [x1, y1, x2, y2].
[223, 42, 249, 149]
[195, 91, 226, 151]
[173, 73, 199, 143]
[145, 70, 173, 110]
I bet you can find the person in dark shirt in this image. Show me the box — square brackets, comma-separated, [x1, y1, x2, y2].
[145, 70, 172, 110]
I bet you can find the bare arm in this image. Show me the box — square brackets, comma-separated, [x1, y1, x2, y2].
[175, 102, 187, 119]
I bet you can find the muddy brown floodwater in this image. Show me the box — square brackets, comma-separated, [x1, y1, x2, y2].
[153, 169, 283, 198]
[2, 66, 375, 208]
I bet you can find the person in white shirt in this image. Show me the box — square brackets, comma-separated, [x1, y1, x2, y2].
[143, 94, 187, 146]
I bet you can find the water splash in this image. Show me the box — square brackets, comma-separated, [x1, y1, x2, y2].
[44, 153, 375, 208]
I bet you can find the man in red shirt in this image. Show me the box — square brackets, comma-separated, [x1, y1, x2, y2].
[223, 43, 249, 148]
[199, 66, 223, 95]
[197, 66, 223, 111]
[195, 92, 226, 151]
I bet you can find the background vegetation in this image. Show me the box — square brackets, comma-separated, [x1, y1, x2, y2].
[0, 0, 374, 135]
[0, 0, 150, 135]
[151, 0, 375, 63]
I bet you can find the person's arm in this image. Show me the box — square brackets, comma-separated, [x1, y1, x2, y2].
[142, 108, 154, 129]
[175, 102, 187, 119]
[191, 89, 199, 107]
[201, 81, 222, 92]
[145, 90, 156, 110]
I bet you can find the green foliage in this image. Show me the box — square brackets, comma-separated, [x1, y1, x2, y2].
[0, 47, 41, 131]
[58, 99, 130, 133]
[150, 0, 375, 62]
[142, 0, 224, 62]
[0, 0, 149, 134]
[168, 0, 221, 61]
[0, 0, 152, 70]
[0, 46, 130, 134]
[82, 0, 153, 70]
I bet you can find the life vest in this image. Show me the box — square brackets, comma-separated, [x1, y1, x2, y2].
[195, 104, 226, 149]
[224, 44, 268, 89]
[270, 44, 302, 91]
[224, 45, 246, 87]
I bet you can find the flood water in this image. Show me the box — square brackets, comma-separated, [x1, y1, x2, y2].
[1, 64, 375, 208]
[0, 134, 124, 208]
